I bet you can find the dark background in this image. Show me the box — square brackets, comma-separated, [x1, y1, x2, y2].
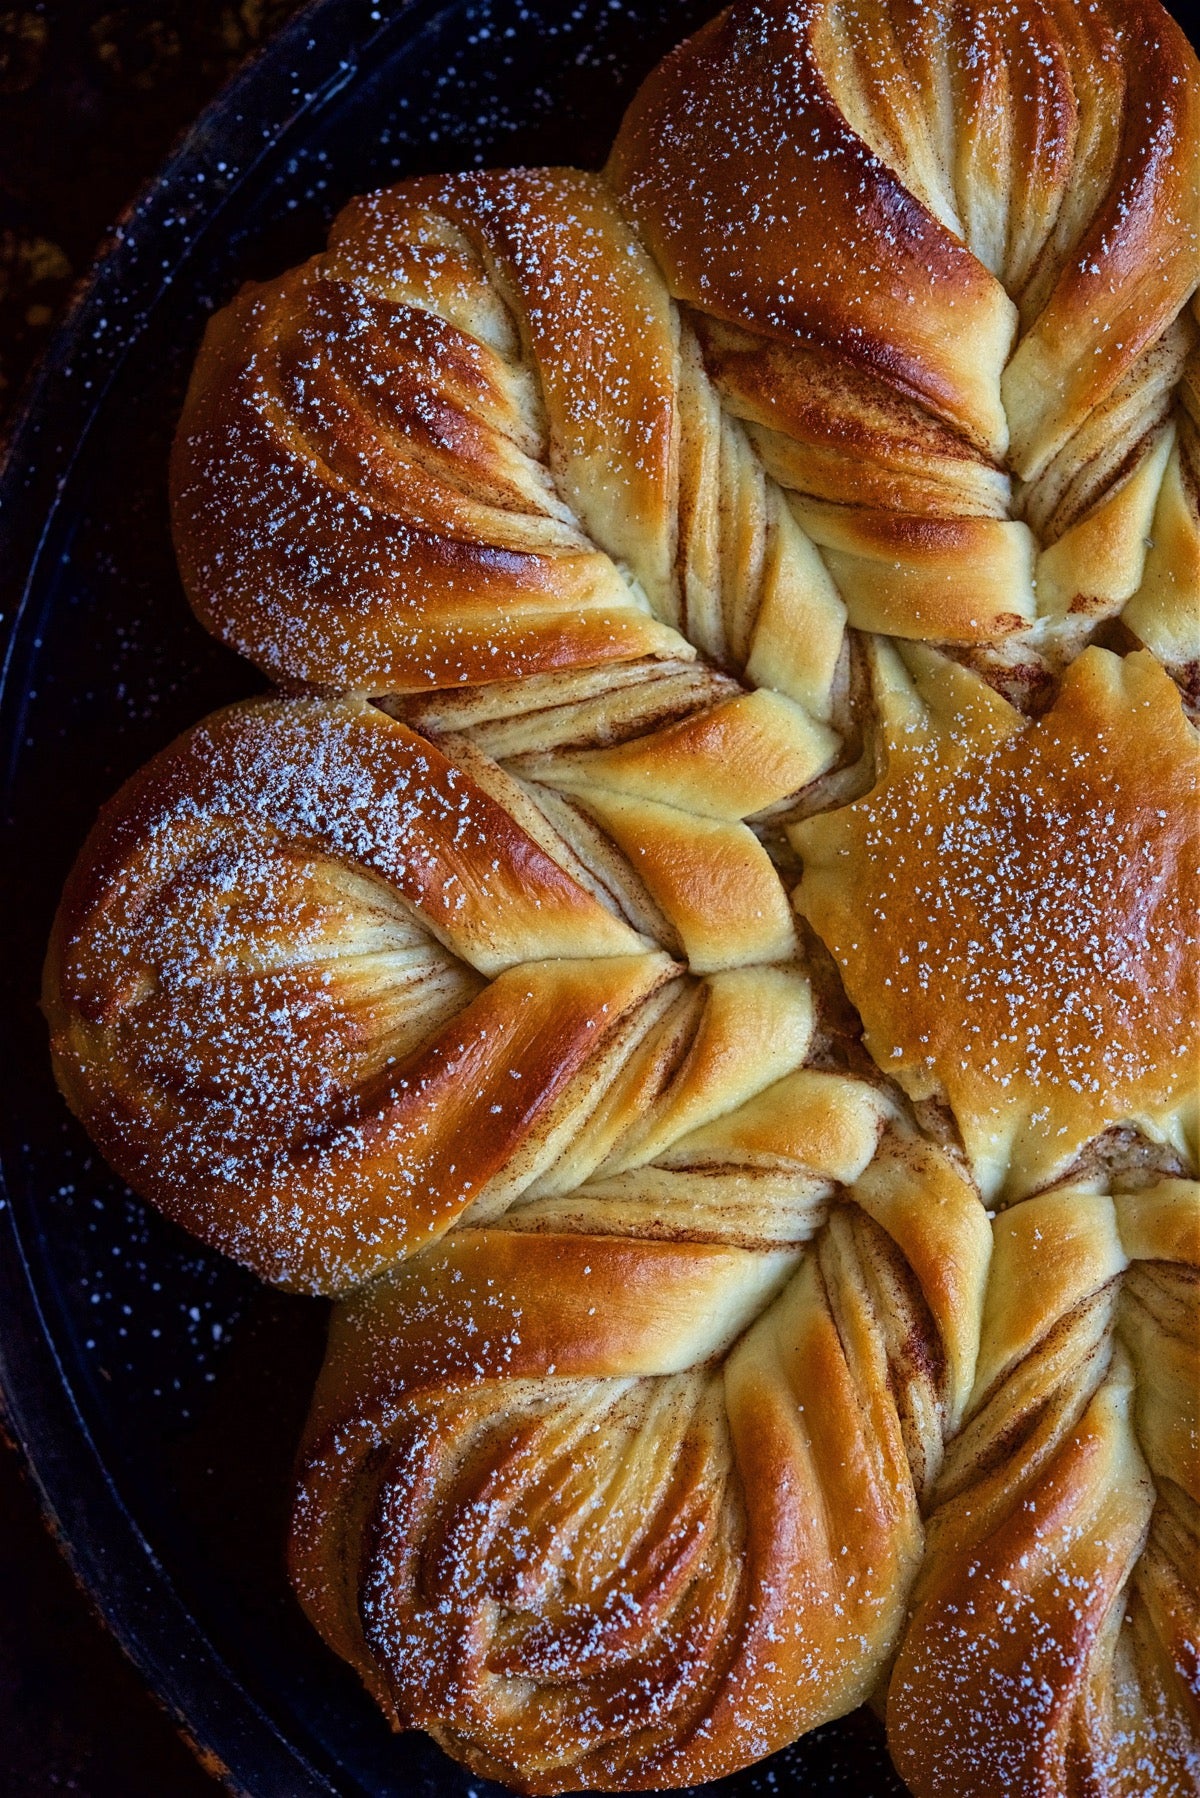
[1, 9, 302, 1789]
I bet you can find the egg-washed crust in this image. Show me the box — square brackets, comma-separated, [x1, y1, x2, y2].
[889, 1182, 1200, 1798]
[44, 0, 1200, 1792]
[795, 644, 1200, 1202]
[291, 1137, 991, 1790]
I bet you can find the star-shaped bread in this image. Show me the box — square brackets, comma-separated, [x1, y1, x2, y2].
[795, 645, 1200, 1200]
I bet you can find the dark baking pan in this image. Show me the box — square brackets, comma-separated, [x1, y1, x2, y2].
[0, 1, 921, 1792]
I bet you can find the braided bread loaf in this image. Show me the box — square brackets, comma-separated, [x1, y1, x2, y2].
[43, 0, 1200, 1791]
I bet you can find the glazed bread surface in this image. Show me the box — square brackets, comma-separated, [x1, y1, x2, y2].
[43, 0, 1200, 1792]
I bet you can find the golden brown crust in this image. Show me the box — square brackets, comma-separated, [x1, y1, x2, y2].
[795, 646, 1200, 1200]
[613, 0, 1200, 462]
[611, 0, 1015, 449]
[291, 1136, 989, 1791]
[1124, 301, 1200, 701]
[170, 172, 689, 695]
[610, 0, 1200, 649]
[42, 696, 681, 1290]
[887, 1180, 1200, 1798]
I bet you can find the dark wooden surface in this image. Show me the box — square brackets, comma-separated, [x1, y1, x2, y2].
[0, 8, 301, 1790]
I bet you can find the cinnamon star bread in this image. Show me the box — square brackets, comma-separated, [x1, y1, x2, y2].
[43, 0, 1200, 1792]
[795, 642, 1200, 1201]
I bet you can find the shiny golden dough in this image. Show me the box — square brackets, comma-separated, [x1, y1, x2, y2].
[795, 644, 1200, 1200]
[889, 1182, 1200, 1798]
[291, 1138, 989, 1790]
[614, 0, 1200, 675]
[42, 0, 1200, 1793]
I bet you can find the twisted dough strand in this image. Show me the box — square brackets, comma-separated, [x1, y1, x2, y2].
[292, 1136, 989, 1791]
[46, 692, 850, 1290]
[888, 1180, 1200, 1798]
[172, 168, 851, 725]
[612, 0, 1200, 663]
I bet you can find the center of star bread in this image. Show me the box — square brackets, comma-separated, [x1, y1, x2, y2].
[794, 647, 1200, 1198]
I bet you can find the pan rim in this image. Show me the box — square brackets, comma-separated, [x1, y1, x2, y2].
[0, 5, 414, 1792]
